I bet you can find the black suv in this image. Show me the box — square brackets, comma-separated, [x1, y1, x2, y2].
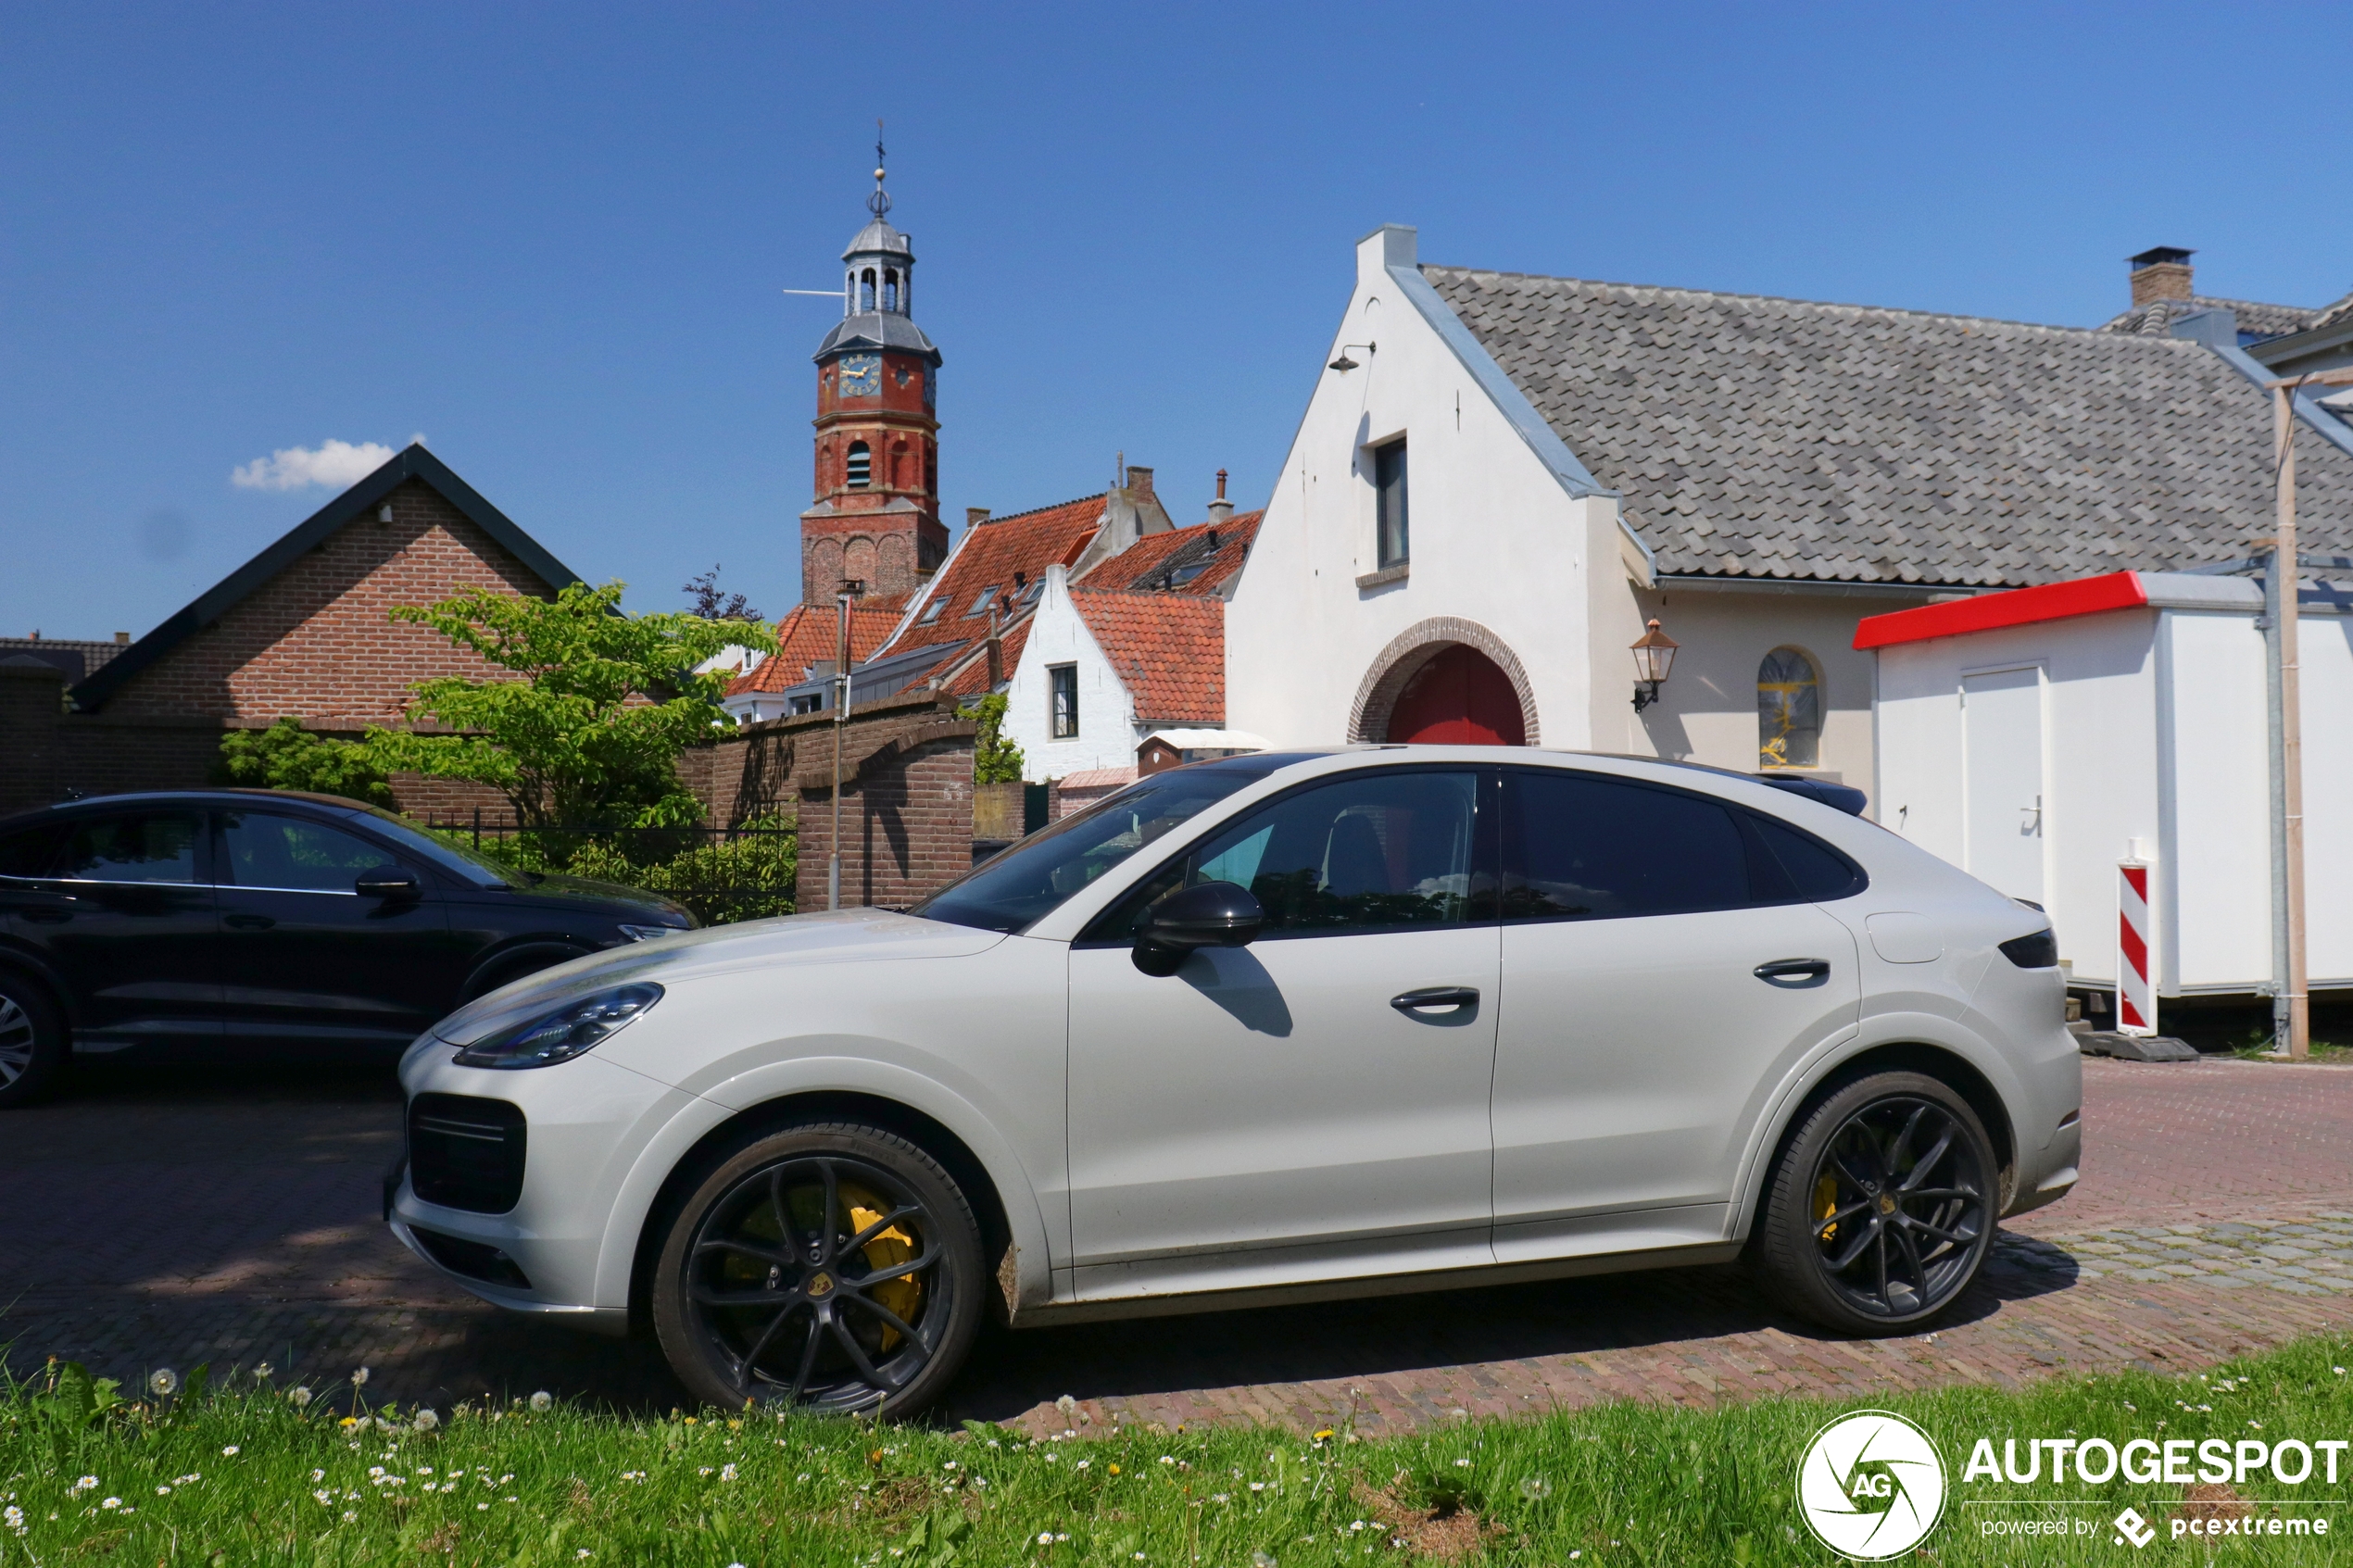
[0, 790, 696, 1106]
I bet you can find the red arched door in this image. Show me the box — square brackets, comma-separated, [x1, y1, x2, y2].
[1385, 645, 1526, 745]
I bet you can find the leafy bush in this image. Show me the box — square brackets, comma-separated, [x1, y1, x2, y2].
[970, 691, 1025, 784]
[562, 818, 797, 925]
[214, 718, 395, 808]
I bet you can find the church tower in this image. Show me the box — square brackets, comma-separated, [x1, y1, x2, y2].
[799, 150, 946, 606]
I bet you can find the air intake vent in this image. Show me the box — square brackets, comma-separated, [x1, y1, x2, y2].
[407, 1093, 527, 1214]
[409, 1225, 533, 1290]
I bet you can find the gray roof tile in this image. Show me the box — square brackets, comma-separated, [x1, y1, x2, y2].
[1423, 267, 2353, 588]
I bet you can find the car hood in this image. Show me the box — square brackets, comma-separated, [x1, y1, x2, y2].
[486, 872, 694, 923]
[427, 906, 1005, 1045]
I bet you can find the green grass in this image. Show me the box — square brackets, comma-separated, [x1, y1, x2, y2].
[10, 1334, 2353, 1564]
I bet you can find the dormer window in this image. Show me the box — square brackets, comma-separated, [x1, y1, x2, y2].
[964, 585, 1000, 618]
[846, 442, 871, 488]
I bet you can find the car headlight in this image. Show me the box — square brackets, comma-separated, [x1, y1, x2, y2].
[452, 983, 664, 1070]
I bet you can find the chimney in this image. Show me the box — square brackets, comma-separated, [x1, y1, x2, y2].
[1125, 465, 1153, 499]
[966, 507, 991, 528]
[1205, 468, 1234, 525]
[2130, 245, 2196, 308]
[985, 609, 1004, 688]
[114, 632, 130, 645]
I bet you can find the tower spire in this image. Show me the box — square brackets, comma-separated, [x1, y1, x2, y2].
[868, 119, 890, 220]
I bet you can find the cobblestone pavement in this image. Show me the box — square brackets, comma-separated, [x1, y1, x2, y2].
[6, 1053, 2353, 1435]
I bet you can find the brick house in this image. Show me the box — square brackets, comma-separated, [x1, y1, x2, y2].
[0, 443, 583, 815]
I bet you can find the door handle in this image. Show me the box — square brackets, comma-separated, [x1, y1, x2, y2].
[224, 913, 276, 931]
[1390, 986, 1479, 1013]
[1754, 959, 1831, 986]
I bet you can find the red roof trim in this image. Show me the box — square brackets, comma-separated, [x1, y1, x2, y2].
[1853, 571, 2149, 650]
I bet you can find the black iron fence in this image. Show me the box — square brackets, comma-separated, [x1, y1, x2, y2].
[413, 812, 797, 926]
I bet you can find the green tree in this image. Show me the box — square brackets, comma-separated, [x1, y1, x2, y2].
[969, 691, 1026, 784]
[215, 717, 396, 808]
[365, 581, 775, 830]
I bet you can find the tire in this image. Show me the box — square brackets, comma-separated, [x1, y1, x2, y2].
[0, 972, 68, 1110]
[650, 1121, 985, 1418]
[1752, 1071, 1996, 1335]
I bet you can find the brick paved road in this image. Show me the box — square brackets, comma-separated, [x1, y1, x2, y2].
[6, 1054, 2353, 1434]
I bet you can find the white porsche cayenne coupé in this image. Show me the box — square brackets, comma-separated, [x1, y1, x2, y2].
[389, 746, 2080, 1415]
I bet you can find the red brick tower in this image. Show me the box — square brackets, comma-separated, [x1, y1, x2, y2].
[799, 155, 946, 605]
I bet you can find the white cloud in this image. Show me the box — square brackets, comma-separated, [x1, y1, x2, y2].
[231, 438, 400, 491]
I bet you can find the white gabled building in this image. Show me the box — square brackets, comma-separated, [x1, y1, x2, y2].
[1227, 226, 2353, 814]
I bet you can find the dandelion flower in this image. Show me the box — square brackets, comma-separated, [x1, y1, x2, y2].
[413, 1410, 439, 1433]
[1108, 1462, 1121, 1475]
[290, 1386, 313, 1407]
[350, 1368, 371, 1387]
[530, 1391, 553, 1411]
[1313, 1427, 1335, 1441]
[148, 1368, 180, 1398]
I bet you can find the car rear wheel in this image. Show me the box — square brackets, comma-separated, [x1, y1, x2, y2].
[0, 973, 67, 1110]
[651, 1122, 984, 1417]
[1753, 1071, 1995, 1335]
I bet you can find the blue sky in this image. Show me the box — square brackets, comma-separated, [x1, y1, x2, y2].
[5, 2, 2348, 637]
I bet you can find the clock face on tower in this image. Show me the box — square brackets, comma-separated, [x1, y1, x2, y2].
[837, 354, 880, 397]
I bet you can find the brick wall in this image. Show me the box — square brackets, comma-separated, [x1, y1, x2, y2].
[101, 478, 553, 727]
[779, 691, 976, 909]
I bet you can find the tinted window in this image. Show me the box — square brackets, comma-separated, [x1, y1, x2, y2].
[1094, 769, 1484, 941]
[218, 812, 399, 892]
[916, 764, 1278, 934]
[345, 809, 522, 889]
[1502, 771, 1757, 921]
[1749, 813, 1868, 901]
[57, 813, 201, 884]
[0, 824, 67, 877]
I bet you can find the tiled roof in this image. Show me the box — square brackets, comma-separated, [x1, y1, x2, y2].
[2099, 295, 2325, 340]
[724, 596, 907, 697]
[884, 495, 1106, 656]
[1095, 511, 1264, 595]
[1423, 266, 2353, 588]
[1069, 589, 1223, 724]
[939, 620, 1031, 698]
[0, 636, 131, 684]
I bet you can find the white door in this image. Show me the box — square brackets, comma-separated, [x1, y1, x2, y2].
[1488, 770, 1861, 1261]
[1963, 667, 2046, 904]
[1066, 767, 1498, 1298]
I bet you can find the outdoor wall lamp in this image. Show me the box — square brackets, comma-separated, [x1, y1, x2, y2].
[1629, 618, 1680, 710]
[1327, 342, 1377, 372]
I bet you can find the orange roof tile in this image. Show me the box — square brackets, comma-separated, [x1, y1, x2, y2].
[886, 495, 1106, 656]
[937, 619, 1031, 698]
[724, 596, 908, 697]
[1091, 510, 1262, 596]
[1069, 588, 1224, 725]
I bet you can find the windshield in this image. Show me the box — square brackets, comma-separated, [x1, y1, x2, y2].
[348, 808, 527, 889]
[914, 762, 1284, 934]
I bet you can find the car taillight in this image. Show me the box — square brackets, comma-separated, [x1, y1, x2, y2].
[1999, 929, 2058, 969]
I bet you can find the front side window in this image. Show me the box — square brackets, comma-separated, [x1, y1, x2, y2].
[1097, 768, 1485, 941]
[914, 763, 1281, 934]
[217, 812, 400, 893]
[1375, 439, 1409, 568]
[56, 813, 201, 884]
[1050, 664, 1078, 738]
[1758, 647, 1821, 768]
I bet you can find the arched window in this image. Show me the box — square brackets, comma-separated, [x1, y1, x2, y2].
[882, 269, 899, 311]
[845, 441, 871, 488]
[1757, 647, 1821, 768]
[860, 269, 876, 311]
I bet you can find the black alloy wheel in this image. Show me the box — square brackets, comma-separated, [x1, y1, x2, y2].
[1754, 1072, 1995, 1334]
[0, 976, 66, 1110]
[652, 1123, 983, 1416]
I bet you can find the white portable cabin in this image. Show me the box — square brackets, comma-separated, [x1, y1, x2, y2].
[1862, 571, 2353, 1004]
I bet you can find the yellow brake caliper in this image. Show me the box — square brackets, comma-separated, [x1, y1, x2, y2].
[1816, 1174, 1842, 1243]
[844, 1185, 922, 1351]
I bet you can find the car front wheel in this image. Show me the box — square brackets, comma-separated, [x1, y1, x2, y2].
[1753, 1071, 1996, 1334]
[650, 1121, 984, 1417]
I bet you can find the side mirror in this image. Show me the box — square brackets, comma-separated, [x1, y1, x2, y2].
[356, 865, 422, 901]
[1133, 880, 1263, 976]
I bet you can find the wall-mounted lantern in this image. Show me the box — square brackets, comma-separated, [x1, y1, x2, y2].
[1629, 618, 1680, 711]
[1327, 342, 1377, 372]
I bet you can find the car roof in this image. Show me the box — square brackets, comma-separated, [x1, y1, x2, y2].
[0, 788, 373, 833]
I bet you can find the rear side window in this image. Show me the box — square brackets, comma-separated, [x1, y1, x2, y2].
[56, 813, 201, 884]
[1499, 771, 1863, 921]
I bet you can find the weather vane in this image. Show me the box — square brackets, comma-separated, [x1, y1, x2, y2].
[867, 119, 890, 220]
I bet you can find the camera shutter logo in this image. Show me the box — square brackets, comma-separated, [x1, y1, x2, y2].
[1796, 1411, 1946, 1561]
